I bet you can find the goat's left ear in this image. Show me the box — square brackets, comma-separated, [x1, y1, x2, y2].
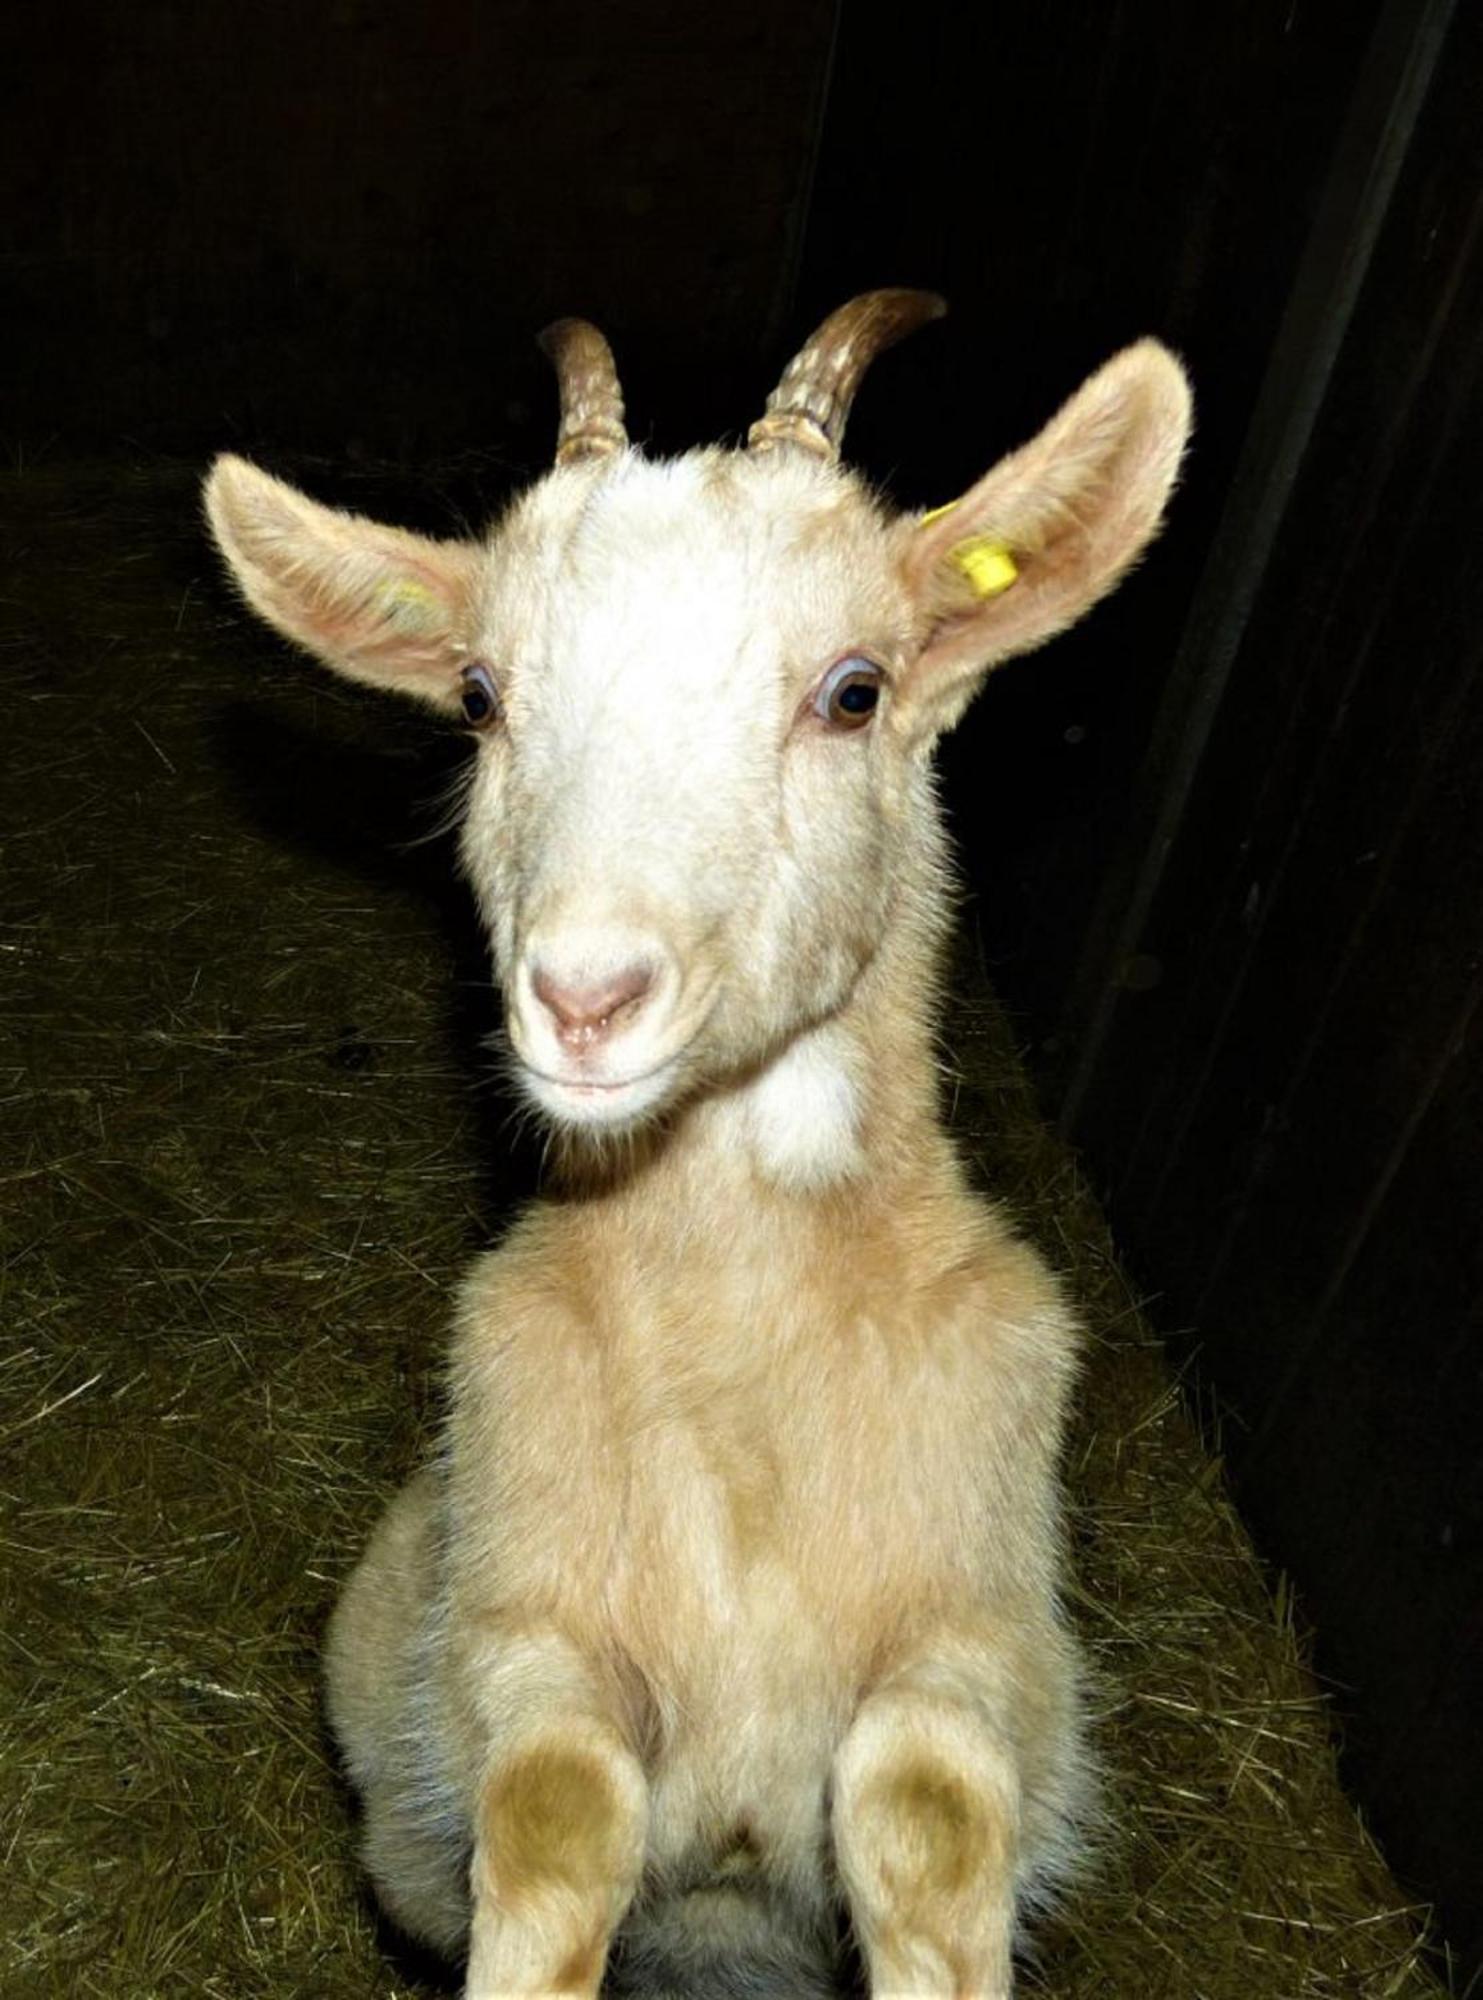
[891, 339, 1192, 743]
[204, 455, 480, 712]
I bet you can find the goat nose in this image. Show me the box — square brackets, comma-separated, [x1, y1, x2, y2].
[530, 963, 655, 1048]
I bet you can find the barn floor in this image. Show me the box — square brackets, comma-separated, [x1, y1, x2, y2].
[0, 460, 1451, 1998]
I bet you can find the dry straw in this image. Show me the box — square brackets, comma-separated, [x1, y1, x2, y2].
[0, 463, 1448, 1996]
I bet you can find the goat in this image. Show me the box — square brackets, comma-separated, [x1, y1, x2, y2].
[204, 291, 1191, 1999]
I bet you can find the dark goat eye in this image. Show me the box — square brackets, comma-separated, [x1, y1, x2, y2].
[460, 663, 501, 730]
[815, 656, 883, 730]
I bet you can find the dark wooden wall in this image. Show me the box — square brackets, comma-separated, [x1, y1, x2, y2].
[7, 0, 1478, 1978]
[1041, 2, 1481, 1973]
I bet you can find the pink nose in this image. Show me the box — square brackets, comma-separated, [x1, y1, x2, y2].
[530, 963, 655, 1050]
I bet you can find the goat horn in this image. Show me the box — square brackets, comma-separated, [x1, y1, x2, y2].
[538, 318, 628, 464]
[747, 289, 947, 460]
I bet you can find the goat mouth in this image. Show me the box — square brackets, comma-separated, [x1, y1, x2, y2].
[515, 1052, 685, 1128]
[518, 1059, 671, 1094]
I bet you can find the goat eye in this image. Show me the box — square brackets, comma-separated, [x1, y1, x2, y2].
[815, 656, 883, 730]
[459, 662, 501, 730]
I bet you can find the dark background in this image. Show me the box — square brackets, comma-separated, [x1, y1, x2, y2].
[5, 0, 1478, 1982]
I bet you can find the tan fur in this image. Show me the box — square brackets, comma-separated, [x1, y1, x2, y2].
[208, 302, 1191, 1998]
[482, 1749, 629, 1912]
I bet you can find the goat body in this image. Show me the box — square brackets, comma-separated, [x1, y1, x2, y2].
[205, 292, 1191, 1998]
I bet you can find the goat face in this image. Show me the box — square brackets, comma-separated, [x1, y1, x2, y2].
[205, 292, 1191, 1137]
[457, 449, 922, 1131]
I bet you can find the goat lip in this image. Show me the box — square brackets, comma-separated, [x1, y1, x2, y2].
[514, 1051, 685, 1125]
[519, 1060, 669, 1095]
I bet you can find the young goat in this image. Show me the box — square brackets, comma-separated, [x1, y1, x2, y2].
[205, 292, 1190, 1999]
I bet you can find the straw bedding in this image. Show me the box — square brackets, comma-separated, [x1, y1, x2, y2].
[0, 462, 1446, 1996]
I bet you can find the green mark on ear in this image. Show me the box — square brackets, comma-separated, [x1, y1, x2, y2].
[377, 578, 442, 630]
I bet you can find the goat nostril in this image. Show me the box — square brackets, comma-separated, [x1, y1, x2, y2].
[530, 963, 655, 1045]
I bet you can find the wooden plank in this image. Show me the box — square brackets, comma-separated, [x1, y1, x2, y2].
[1060, 13, 1483, 1972]
[1230, 1054, 1483, 1969]
[1059, 0, 1457, 1131]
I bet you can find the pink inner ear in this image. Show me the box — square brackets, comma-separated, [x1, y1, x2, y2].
[206, 455, 479, 703]
[327, 553, 463, 660]
[310, 543, 477, 684]
[889, 341, 1191, 735]
[900, 340, 1192, 679]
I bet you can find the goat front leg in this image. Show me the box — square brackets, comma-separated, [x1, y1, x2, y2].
[460, 1627, 648, 2000]
[834, 1631, 1056, 2000]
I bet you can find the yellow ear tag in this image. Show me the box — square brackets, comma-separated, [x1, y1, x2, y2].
[951, 537, 1019, 600]
[918, 504, 1019, 600]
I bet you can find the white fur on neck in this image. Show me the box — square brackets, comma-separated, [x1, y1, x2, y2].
[731, 1020, 865, 1192]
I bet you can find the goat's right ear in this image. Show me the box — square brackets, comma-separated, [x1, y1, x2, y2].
[203, 456, 480, 712]
[890, 340, 1192, 745]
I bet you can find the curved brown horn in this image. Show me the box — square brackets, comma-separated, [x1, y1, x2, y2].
[538, 318, 628, 464]
[747, 289, 947, 460]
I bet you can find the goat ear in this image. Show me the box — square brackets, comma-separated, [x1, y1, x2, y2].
[203, 456, 480, 711]
[891, 340, 1191, 742]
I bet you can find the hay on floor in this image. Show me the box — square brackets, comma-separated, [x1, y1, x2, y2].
[0, 462, 1447, 1997]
